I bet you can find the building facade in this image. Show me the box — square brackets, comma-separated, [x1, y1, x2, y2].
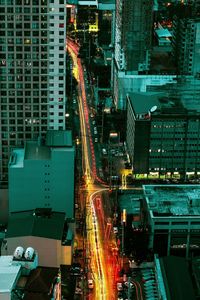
[0, 0, 67, 185]
[112, 0, 177, 109]
[126, 92, 200, 178]
[9, 131, 75, 219]
[172, 17, 200, 76]
[114, 0, 153, 73]
[143, 185, 200, 259]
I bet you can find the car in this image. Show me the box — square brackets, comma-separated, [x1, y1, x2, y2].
[113, 227, 118, 234]
[75, 287, 83, 295]
[88, 279, 94, 289]
[117, 282, 123, 291]
[95, 138, 98, 143]
[102, 148, 107, 155]
[70, 263, 82, 275]
[92, 120, 95, 125]
[110, 149, 115, 155]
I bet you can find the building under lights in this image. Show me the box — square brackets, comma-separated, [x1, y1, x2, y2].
[0, 0, 67, 185]
[126, 92, 200, 178]
[143, 185, 200, 259]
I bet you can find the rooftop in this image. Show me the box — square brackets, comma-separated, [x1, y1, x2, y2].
[143, 185, 200, 217]
[24, 141, 51, 161]
[128, 90, 200, 117]
[128, 92, 163, 115]
[46, 130, 73, 147]
[119, 191, 142, 215]
[0, 256, 21, 293]
[146, 79, 200, 113]
[6, 210, 65, 240]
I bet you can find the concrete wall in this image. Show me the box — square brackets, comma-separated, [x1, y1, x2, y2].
[2, 236, 72, 267]
[9, 159, 49, 213]
[9, 147, 75, 218]
[0, 293, 10, 300]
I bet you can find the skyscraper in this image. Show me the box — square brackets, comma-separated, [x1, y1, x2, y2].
[114, 0, 153, 73]
[0, 0, 67, 185]
[113, 0, 156, 109]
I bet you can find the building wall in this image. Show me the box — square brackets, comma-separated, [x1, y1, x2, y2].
[126, 106, 200, 176]
[114, 72, 176, 110]
[0, 293, 10, 300]
[51, 148, 75, 218]
[2, 236, 72, 267]
[134, 121, 150, 174]
[126, 96, 136, 163]
[149, 116, 200, 175]
[9, 147, 75, 218]
[9, 157, 50, 212]
[149, 217, 200, 258]
[0, 0, 67, 184]
[172, 18, 200, 76]
[121, 0, 153, 72]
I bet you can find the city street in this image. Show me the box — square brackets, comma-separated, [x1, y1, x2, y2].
[67, 39, 117, 300]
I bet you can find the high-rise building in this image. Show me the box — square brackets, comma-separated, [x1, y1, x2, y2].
[172, 18, 200, 76]
[112, 0, 174, 109]
[0, 0, 67, 185]
[114, 0, 153, 73]
[8, 131, 75, 219]
[126, 92, 200, 178]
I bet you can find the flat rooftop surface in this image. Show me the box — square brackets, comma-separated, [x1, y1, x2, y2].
[25, 141, 51, 160]
[143, 185, 200, 217]
[0, 256, 21, 292]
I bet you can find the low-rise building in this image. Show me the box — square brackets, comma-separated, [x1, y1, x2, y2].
[0, 254, 60, 300]
[9, 130, 75, 219]
[1, 209, 73, 267]
[143, 185, 200, 258]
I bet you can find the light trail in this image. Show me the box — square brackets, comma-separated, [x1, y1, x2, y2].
[67, 39, 115, 300]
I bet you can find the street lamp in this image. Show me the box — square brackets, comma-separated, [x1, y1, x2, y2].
[121, 209, 126, 268]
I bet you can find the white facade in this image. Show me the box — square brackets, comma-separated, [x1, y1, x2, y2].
[0, 256, 21, 300]
[49, 1, 67, 130]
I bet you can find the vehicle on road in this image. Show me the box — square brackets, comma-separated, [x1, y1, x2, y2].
[88, 279, 94, 289]
[117, 282, 123, 291]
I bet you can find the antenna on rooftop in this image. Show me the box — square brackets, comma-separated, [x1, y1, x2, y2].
[150, 105, 158, 113]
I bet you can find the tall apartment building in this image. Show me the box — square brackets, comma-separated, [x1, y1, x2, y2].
[172, 18, 200, 76]
[126, 92, 200, 178]
[114, 0, 153, 73]
[0, 0, 67, 185]
[112, 0, 172, 109]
